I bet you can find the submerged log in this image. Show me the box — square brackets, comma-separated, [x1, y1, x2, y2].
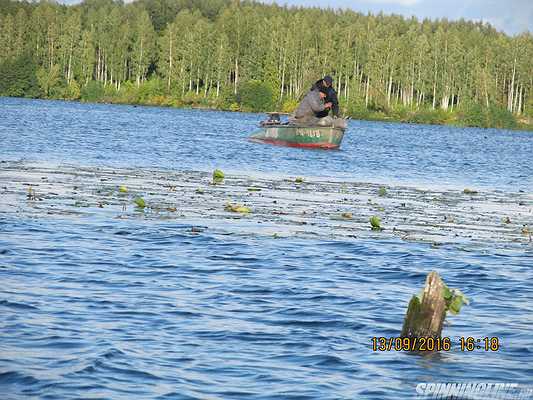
[401, 271, 446, 351]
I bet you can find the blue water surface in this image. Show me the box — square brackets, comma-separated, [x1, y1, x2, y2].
[0, 98, 532, 399]
[1, 97, 531, 190]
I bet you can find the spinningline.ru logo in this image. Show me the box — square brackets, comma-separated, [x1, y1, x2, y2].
[415, 383, 533, 399]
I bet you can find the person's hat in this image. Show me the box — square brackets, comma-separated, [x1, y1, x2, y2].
[323, 75, 333, 85]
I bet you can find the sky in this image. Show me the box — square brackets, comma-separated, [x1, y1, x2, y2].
[261, 0, 533, 36]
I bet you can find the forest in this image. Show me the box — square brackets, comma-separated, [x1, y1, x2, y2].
[1, 0, 532, 129]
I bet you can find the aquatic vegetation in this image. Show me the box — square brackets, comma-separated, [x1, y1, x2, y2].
[119, 185, 128, 193]
[443, 285, 469, 315]
[463, 188, 478, 195]
[213, 169, 225, 180]
[225, 203, 251, 213]
[133, 197, 146, 208]
[295, 177, 304, 183]
[378, 187, 387, 197]
[27, 186, 36, 200]
[370, 216, 381, 230]
[4, 162, 531, 246]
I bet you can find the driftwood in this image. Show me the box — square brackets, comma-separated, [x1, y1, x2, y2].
[401, 271, 446, 351]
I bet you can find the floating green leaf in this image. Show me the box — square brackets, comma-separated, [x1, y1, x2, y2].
[119, 185, 128, 193]
[463, 188, 478, 195]
[195, 188, 205, 194]
[213, 169, 225, 180]
[370, 216, 381, 230]
[378, 187, 387, 197]
[295, 177, 304, 183]
[134, 197, 146, 208]
[247, 187, 261, 192]
[443, 285, 469, 315]
[225, 203, 251, 213]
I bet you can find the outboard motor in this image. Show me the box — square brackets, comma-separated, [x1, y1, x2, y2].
[260, 112, 286, 126]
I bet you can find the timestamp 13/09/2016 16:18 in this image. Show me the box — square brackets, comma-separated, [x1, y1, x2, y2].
[371, 337, 500, 352]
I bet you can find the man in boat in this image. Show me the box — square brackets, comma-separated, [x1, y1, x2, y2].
[289, 88, 332, 126]
[311, 75, 339, 119]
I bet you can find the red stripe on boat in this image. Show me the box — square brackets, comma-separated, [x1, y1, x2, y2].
[249, 138, 339, 149]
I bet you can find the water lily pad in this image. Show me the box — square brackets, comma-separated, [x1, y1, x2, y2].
[247, 187, 261, 192]
[463, 188, 478, 195]
[378, 187, 387, 197]
[225, 203, 251, 213]
[295, 177, 304, 183]
[213, 169, 225, 180]
[134, 197, 146, 208]
[195, 188, 205, 194]
[370, 216, 381, 230]
[119, 185, 128, 193]
[443, 286, 469, 315]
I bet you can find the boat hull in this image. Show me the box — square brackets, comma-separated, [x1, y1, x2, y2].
[249, 125, 345, 149]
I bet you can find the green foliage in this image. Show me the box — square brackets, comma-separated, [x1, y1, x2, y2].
[443, 285, 469, 315]
[456, 101, 487, 128]
[389, 106, 409, 121]
[116, 82, 140, 104]
[63, 80, 81, 100]
[80, 81, 105, 102]
[281, 99, 298, 113]
[456, 102, 518, 129]
[486, 106, 517, 129]
[216, 87, 237, 110]
[525, 96, 533, 118]
[237, 80, 275, 112]
[0, 54, 41, 98]
[138, 78, 166, 103]
[37, 65, 61, 98]
[408, 109, 452, 125]
[346, 100, 371, 120]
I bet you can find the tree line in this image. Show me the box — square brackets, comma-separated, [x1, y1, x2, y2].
[0, 0, 532, 129]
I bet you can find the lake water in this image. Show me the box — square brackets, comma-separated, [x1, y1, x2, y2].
[0, 97, 532, 399]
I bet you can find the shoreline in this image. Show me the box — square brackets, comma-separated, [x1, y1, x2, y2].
[2, 95, 532, 133]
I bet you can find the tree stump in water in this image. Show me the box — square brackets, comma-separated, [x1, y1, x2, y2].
[401, 271, 446, 351]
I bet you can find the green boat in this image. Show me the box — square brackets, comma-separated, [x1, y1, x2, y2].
[249, 113, 346, 150]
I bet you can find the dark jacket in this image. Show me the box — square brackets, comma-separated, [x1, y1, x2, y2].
[311, 79, 339, 117]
